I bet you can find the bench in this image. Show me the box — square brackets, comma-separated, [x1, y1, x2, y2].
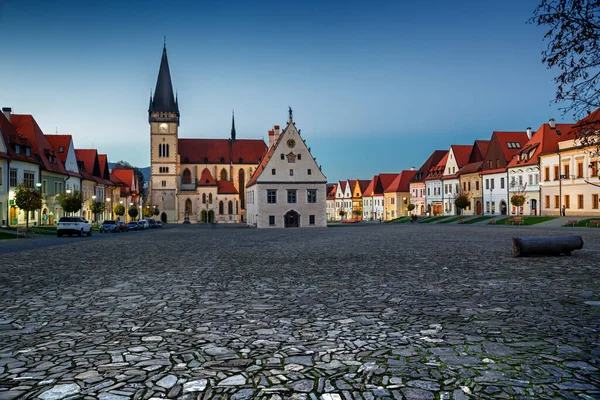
[586, 220, 600, 227]
[458, 218, 464, 224]
[16, 227, 27, 238]
[488, 219, 496, 225]
[567, 219, 578, 227]
[510, 217, 524, 225]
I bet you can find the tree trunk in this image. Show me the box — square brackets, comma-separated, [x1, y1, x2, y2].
[26, 210, 29, 232]
[512, 235, 583, 257]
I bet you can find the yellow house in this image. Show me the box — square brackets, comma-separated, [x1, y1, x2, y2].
[383, 170, 417, 220]
[350, 179, 370, 219]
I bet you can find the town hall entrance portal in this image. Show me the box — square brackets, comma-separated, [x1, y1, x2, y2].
[284, 210, 300, 228]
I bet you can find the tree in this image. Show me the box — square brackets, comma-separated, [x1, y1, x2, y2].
[407, 204, 415, 212]
[90, 201, 105, 223]
[14, 184, 42, 231]
[530, 0, 600, 148]
[59, 191, 83, 215]
[339, 210, 347, 219]
[128, 206, 139, 220]
[454, 192, 470, 215]
[511, 193, 527, 215]
[153, 206, 160, 216]
[113, 204, 125, 218]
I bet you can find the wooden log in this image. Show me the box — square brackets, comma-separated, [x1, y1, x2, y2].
[512, 235, 583, 257]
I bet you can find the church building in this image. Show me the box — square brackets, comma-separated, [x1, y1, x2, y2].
[246, 109, 327, 228]
[148, 44, 267, 223]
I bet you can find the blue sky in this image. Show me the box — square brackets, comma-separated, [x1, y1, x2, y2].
[0, 0, 565, 182]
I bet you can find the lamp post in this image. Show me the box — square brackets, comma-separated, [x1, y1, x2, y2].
[403, 197, 407, 216]
[36, 182, 42, 226]
[549, 118, 563, 216]
[120, 200, 124, 222]
[65, 189, 72, 217]
[106, 197, 111, 219]
[92, 195, 97, 224]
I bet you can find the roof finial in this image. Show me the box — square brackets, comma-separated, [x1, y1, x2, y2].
[288, 106, 293, 123]
[164, 35, 166, 48]
[231, 109, 237, 142]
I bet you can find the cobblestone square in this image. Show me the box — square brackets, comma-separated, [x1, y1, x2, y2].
[0, 224, 599, 399]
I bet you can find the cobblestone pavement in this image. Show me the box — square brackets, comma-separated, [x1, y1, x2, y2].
[1, 224, 599, 399]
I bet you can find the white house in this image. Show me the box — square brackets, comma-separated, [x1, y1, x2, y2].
[246, 110, 327, 228]
[441, 145, 472, 215]
[425, 152, 448, 216]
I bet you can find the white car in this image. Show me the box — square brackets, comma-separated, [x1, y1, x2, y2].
[138, 219, 149, 229]
[57, 216, 92, 237]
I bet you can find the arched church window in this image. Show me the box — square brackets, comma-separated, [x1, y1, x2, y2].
[220, 169, 228, 181]
[166, 144, 169, 158]
[209, 193, 213, 204]
[228, 200, 233, 215]
[202, 193, 206, 204]
[219, 201, 224, 215]
[182, 169, 192, 184]
[238, 169, 245, 209]
[185, 198, 192, 215]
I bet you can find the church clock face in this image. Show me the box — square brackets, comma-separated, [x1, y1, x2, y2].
[160, 123, 168, 132]
[286, 138, 296, 148]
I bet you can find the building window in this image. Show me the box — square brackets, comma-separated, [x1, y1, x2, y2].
[267, 190, 277, 204]
[500, 177, 505, 189]
[545, 195, 550, 209]
[202, 193, 206, 204]
[287, 189, 297, 203]
[219, 201, 224, 215]
[42, 180, 47, 194]
[307, 189, 317, 203]
[577, 162, 583, 178]
[25, 147, 31, 157]
[14, 145, 20, 154]
[209, 193, 213, 204]
[272, 168, 276, 175]
[593, 194, 599, 209]
[485, 179, 489, 190]
[162, 180, 166, 187]
[220, 169, 228, 181]
[554, 165, 559, 180]
[269, 215, 275, 226]
[9, 169, 17, 187]
[298, 154, 302, 160]
[391, 198, 395, 205]
[289, 169, 294, 176]
[564, 164, 570, 178]
[554, 195, 559, 208]
[23, 171, 35, 188]
[544, 167, 550, 181]
[182, 169, 192, 184]
[578, 194, 584, 209]
[308, 169, 312, 175]
[309, 215, 315, 225]
[280, 154, 285, 160]
[228, 200, 233, 214]
[564, 195, 570, 209]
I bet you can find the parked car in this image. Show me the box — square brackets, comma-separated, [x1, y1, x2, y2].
[126, 221, 139, 231]
[116, 221, 128, 232]
[138, 219, 149, 229]
[100, 220, 118, 233]
[148, 219, 157, 228]
[57, 216, 92, 237]
[155, 221, 163, 228]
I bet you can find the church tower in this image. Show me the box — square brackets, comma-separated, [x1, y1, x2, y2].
[149, 43, 179, 223]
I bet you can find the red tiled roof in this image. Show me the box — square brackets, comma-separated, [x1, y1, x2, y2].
[508, 123, 573, 168]
[246, 129, 285, 187]
[570, 107, 600, 135]
[471, 140, 490, 163]
[45, 134, 71, 164]
[362, 176, 377, 196]
[451, 145, 473, 169]
[198, 168, 217, 186]
[411, 150, 447, 183]
[98, 154, 111, 180]
[76, 149, 103, 183]
[178, 138, 266, 164]
[217, 180, 238, 194]
[326, 183, 337, 200]
[494, 131, 531, 162]
[385, 170, 418, 193]
[480, 167, 509, 175]
[425, 152, 449, 180]
[0, 113, 40, 165]
[458, 161, 483, 175]
[373, 173, 398, 196]
[358, 179, 370, 193]
[111, 168, 137, 192]
[339, 180, 348, 193]
[10, 114, 68, 175]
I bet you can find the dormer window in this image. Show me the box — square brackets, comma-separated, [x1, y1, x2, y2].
[14, 144, 20, 154]
[25, 147, 31, 157]
[58, 146, 64, 153]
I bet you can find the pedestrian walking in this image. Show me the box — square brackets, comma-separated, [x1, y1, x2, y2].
[561, 205, 566, 216]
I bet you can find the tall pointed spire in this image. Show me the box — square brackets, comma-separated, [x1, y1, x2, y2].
[231, 110, 236, 142]
[150, 44, 179, 114]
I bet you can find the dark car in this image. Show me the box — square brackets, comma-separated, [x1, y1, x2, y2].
[116, 221, 128, 232]
[155, 221, 163, 228]
[148, 219, 157, 229]
[126, 221, 139, 231]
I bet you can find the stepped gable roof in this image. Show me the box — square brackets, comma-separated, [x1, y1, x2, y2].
[76, 149, 103, 183]
[10, 114, 68, 175]
[198, 168, 217, 186]
[217, 180, 238, 194]
[411, 150, 447, 183]
[363, 176, 377, 196]
[373, 173, 398, 196]
[178, 138, 266, 165]
[0, 112, 39, 164]
[509, 123, 573, 168]
[425, 151, 449, 180]
[45, 135, 71, 164]
[326, 183, 337, 200]
[385, 170, 418, 193]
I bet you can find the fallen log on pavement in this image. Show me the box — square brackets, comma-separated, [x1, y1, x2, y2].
[512, 235, 583, 257]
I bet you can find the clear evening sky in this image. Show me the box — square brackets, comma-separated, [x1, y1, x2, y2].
[0, 0, 565, 182]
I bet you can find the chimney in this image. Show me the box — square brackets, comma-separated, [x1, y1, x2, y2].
[526, 127, 532, 139]
[410, 166, 415, 171]
[2, 107, 12, 122]
[268, 125, 281, 148]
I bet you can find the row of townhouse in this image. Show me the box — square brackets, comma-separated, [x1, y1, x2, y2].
[0, 107, 140, 226]
[326, 108, 600, 220]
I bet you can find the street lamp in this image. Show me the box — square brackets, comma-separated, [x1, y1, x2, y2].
[35, 182, 42, 226]
[106, 197, 111, 219]
[403, 197, 407, 216]
[92, 195, 97, 223]
[549, 118, 563, 216]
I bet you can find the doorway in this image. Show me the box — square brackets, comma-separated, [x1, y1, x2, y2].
[476, 201, 482, 215]
[284, 210, 300, 228]
[160, 212, 167, 223]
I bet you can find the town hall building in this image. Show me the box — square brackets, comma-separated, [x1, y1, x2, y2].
[148, 44, 267, 223]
